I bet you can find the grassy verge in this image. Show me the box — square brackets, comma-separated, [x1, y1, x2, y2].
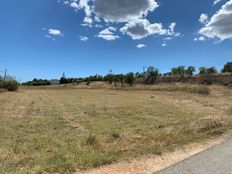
[0, 86, 231, 173]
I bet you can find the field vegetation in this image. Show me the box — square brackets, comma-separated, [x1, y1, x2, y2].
[0, 80, 19, 92]
[0, 83, 231, 173]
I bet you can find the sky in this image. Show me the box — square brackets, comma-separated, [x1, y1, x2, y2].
[0, 0, 232, 82]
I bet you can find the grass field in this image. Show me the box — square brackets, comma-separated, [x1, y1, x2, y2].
[0, 84, 231, 173]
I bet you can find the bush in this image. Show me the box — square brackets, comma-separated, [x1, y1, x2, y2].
[2, 80, 19, 91]
[86, 134, 98, 146]
[111, 132, 120, 139]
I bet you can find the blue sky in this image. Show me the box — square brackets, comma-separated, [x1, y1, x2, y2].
[0, 0, 231, 82]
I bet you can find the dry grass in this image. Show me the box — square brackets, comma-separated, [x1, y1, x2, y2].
[49, 82, 211, 95]
[0, 84, 231, 173]
[0, 88, 6, 93]
[149, 84, 210, 95]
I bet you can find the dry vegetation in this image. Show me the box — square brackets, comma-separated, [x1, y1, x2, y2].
[0, 83, 231, 174]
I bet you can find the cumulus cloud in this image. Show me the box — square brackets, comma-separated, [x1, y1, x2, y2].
[60, 0, 179, 41]
[199, 14, 208, 24]
[97, 28, 119, 41]
[48, 29, 62, 36]
[137, 44, 146, 48]
[70, 2, 79, 9]
[80, 36, 89, 41]
[93, 0, 158, 22]
[63, 0, 92, 26]
[194, 36, 206, 41]
[43, 28, 63, 41]
[161, 43, 166, 47]
[120, 19, 178, 40]
[199, 0, 232, 41]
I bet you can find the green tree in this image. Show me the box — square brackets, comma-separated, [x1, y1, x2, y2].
[171, 68, 179, 76]
[199, 67, 207, 75]
[177, 66, 185, 77]
[118, 74, 125, 87]
[113, 75, 118, 87]
[60, 77, 68, 84]
[146, 66, 159, 84]
[222, 62, 232, 73]
[125, 72, 135, 86]
[104, 74, 114, 84]
[60, 73, 68, 84]
[207, 67, 218, 75]
[186, 66, 196, 77]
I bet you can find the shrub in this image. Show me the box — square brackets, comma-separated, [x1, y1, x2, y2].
[111, 132, 120, 139]
[86, 134, 98, 146]
[2, 80, 19, 91]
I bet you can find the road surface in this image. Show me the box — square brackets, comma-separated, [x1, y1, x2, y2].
[155, 139, 232, 174]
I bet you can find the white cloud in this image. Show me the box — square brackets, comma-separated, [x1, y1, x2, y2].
[199, 36, 206, 41]
[93, 0, 158, 22]
[66, 0, 93, 26]
[70, 2, 79, 9]
[194, 36, 206, 42]
[137, 44, 146, 48]
[214, 0, 222, 5]
[83, 17, 93, 24]
[80, 36, 89, 41]
[164, 37, 172, 41]
[97, 28, 119, 41]
[108, 26, 117, 32]
[120, 19, 178, 40]
[60, 0, 180, 41]
[95, 24, 103, 28]
[199, 0, 232, 41]
[44, 28, 63, 41]
[162, 43, 166, 47]
[199, 13, 208, 24]
[48, 29, 62, 36]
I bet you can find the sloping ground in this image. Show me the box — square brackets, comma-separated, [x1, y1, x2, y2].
[0, 85, 231, 173]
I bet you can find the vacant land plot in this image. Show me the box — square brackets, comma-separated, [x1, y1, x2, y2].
[0, 85, 231, 173]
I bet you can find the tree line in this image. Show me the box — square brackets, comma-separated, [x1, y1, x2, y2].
[22, 62, 232, 86]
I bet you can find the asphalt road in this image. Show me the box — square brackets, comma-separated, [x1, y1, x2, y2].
[155, 139, 232, 174]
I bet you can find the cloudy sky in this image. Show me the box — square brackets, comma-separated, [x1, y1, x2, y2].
[0, 0, 232, 81]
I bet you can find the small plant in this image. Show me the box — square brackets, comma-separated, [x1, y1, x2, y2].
[198, 120, 225, 135]
[111, 132, 120, 139]
[86, 134, 98, 146]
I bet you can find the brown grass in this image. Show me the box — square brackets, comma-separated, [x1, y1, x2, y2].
[49, 82, 210, 95]
[149, 84, 210, 95]
[0, 84, 231, 173]
[0, 88, 6, 93]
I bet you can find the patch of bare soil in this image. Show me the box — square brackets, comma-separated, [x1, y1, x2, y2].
[79, 134, 231, 174]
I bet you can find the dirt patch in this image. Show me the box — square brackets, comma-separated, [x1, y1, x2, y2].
[81, 134, 231, 174]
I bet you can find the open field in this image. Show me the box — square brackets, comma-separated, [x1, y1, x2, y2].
[0, 84, 232, 173]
